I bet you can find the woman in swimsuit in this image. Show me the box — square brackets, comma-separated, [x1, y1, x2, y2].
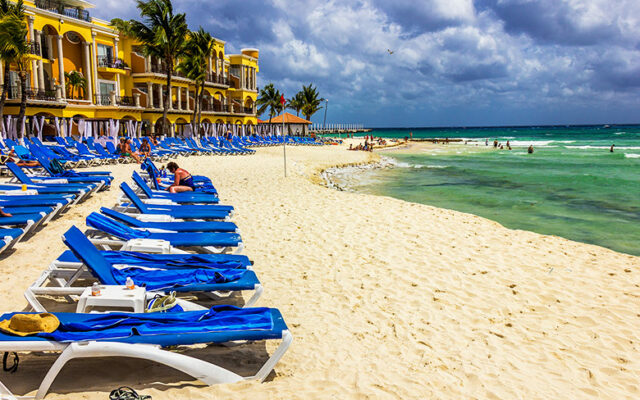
[166, 162, 195, 193]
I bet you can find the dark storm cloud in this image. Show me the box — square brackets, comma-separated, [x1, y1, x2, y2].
[482, 0, 620, 46]
[93, 0, 640, 126]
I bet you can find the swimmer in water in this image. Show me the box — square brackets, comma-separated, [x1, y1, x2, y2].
[528, 145, 534, 154]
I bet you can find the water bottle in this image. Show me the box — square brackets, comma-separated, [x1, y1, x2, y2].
[126, 276, 135, 290]
[91, 282, 100, 296]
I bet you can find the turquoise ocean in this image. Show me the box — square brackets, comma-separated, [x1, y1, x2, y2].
[336, 126, 640, 256]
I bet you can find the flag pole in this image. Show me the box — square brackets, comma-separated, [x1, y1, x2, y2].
[280, 94, 287, 177]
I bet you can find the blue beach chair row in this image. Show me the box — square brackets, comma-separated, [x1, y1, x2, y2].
[14, 165, 291, 398]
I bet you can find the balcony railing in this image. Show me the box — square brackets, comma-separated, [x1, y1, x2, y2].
[35, 0, 91, 22]
[7, 86, 56, 101]
[150, 64, 185, 78]
[94, 94, 111, 105]
[201, 103, 225, 112]
[97, 56, 128, 70]
[94, 94, 134, 106]
[28, 41, 41, 56]
[205, 73, 229, 86]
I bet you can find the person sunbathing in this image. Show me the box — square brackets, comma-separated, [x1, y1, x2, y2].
[0, 207, 12, 217]
[139, 138, 151, 158]
[116, 138, 142, 163]
[0, 149, 40, 167]
[166, 161, 195, 193]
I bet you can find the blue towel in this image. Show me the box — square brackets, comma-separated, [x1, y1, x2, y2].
[0, 306, 274, 342]
[111, 266, 247, 291]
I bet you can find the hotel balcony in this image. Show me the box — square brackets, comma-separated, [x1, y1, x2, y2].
[97, 56, 128, 70]
[94, 94, 136, 107]
[28, 41, 41, 56]
[205, 72, 229, 86]
[34, 0, 92, 22]
[5, 86, 63, 105]
[149, 64, 186, 78]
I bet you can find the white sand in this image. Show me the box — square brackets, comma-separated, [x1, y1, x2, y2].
[0, 143, 638, 399]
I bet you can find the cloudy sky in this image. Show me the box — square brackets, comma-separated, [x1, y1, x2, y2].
[94, 0, 640, 127]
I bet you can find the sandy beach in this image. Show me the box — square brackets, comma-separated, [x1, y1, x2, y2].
[1, 142, 639, 399]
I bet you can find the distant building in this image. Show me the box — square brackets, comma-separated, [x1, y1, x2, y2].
[2, 0, 259, 136]
[259, 113, 312, 136]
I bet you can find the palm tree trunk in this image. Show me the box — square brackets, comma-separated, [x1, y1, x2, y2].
[197, 84, 204, 134]
[0, 61, 11, 120]
[191, 82, 198, 133]
[16, 71, 27, 138]
[162, 59, 172, 136]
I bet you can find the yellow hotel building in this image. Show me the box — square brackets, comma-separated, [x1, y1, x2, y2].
[2, 0, 259, 136]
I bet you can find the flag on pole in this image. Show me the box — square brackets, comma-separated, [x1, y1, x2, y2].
[280, 94, 286, 106]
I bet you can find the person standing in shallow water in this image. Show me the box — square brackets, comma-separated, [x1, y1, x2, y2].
[528, 145, 534, 154]
[610, 144, 615, 152]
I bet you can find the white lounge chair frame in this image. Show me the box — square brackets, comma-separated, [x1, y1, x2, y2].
[0, 329, 291, 399]
[25, 256, 263, 312]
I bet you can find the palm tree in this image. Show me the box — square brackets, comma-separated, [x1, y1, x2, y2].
[287, 91, 304, 116]
[176, 27, 214, 135]
[0, 0, 25, 121]
[112, 0, 188, 136]
[300, 84, 324, 121]
[256, 83, 282, 123]
[0, 5, 29, 137]
[64, 70, 86, 100]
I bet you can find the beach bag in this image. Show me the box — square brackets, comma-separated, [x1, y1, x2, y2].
[49, 158, 65, 174]
[145, 292, 183, 313]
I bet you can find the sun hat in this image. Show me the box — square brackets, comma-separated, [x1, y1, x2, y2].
[0, 313, 60, 337]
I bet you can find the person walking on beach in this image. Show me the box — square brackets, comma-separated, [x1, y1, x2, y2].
[166, 162, 195, 193]
[610, 144, 615, 152]
[528, 145, 534, 154]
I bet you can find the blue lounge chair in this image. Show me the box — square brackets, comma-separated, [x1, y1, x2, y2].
[86, 212, 243, 253]
[118, 183, 232, 220]
[31, 155, 112, 189]
[26, 226, 260, 311]
[0, 211, 48, 233]
[100, 207, 238, 232]
[0, 227, 27, 254]
[0, 306, 291, 399]
[131, 171, 220, 203]
[4, 162, 97, 198]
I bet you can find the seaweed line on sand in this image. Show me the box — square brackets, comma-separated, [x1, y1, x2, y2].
[319, 156, 397, 191]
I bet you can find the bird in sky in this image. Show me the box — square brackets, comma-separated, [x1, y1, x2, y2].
[387, 49, 394, 55]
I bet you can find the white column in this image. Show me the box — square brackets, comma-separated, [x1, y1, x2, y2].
[186, 89, 190, 111]
[31, 60, 38, 90]
[0, 62, 3, 85]
[168, 85, 173, 110]
[146, 56, 151, 72]
[158, 84, 163, 108]
[38, 58, 45, 90]
[176, 85, 182, 110]
[83, 42, 93, 101]
[91, 33, 99, 101]
[46, 35, 53, 59]
[146, 82, 153, 108]
[114, 38, 120, 95]
[27, 16, 34, 42]
[56, 35, 65, 98]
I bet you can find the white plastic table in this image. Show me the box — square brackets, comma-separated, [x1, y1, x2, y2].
[76, 285, 146, 313]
